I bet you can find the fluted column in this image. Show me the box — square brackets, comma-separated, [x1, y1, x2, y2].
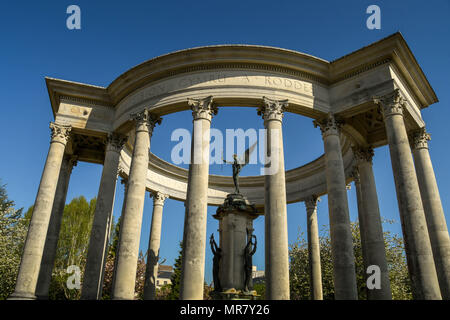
[374, 90, 441, 299]
[10, 122, 71, 300]
[35, 155, 77, 299]
[352, 148, 392, 300]
[313, 114, 357, 300]
[257, 97, 290, 300]
[112, 110, 161, 300]
[82, 133, 127, 300]
[304, 195, 323, 300]
[143, 191, 168, 300]
[180, 96, 217, 300]
[411, 128, 450, 299]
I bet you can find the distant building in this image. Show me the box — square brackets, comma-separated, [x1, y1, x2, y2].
[156, 265, 174, 288]
[252, 266, 265, 284]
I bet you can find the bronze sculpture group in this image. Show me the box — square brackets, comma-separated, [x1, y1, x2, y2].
[210, 229, 257, 293]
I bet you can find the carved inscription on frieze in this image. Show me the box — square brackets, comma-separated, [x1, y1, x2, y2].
[119, 70, 315, 110]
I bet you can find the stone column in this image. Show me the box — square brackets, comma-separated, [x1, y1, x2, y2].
[35, 155, 77, 299]
[9, 122, 71, 300]
[374, 90, 441, 299]
[111, 176, 128, 291]
[304, 195, 323, 300]
[143, 191, 168, 300]
[313, 114, 358, 300]
[411, 128, 450, 299]
[82, 133, 127, 300]
[352, 148, 392, 300]
[257, 97, 290, 300]
[180, 96, 217, 300]
[112, 110, 161, 300]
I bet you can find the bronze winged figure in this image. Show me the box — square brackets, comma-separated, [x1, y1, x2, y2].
[223, 142, 257, 194]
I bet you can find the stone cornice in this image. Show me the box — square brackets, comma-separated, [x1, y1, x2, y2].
[59, 95, 113, 108]
[46, 33, 438, 122]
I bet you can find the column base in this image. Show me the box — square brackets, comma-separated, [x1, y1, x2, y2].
[211, 288, 260, 300]
[8, 291, 37, 300]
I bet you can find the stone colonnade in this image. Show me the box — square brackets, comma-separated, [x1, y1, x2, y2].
[10, 89, 449, 300]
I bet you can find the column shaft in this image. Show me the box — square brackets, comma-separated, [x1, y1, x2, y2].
[143, 192, 167, 300]
[82, 133, 126, 299]
[258, 97, 290, 300]
[112, 110, 161, 300]
[353, 148, 392, 300]
[10, 123, 71, 299]
[305, 196, 323, 300]
[180, 96, 216, 300]
[314, 114, 358, 300]
[411, 129, 450, 299]
[111, 177, 127, 292]
[35, 155, 76, 299]
[375, 90, 441, 299]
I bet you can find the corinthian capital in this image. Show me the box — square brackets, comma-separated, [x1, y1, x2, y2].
[313, 113, 342, 138]
[105, 133, 128, 153]
[188, 96, 218, 121]
[258, 96, 288, 122]
[352, 146, 374, 165]
[373, 89, 405, 118]
[62, 154, 78, 175]
[50, 122, 72, 145]
[150, 191, 168, 206]
[304, 195, 320, 211]
[410, 127, 431, 150]
[130, 109, 162, 137]
[350, 167, 360, 185]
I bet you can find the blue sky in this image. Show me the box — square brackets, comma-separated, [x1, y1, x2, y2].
[1, 1, 449, 285]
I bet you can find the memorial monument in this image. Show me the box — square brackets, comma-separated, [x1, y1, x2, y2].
[210, 146, 261, 299]
[9, 33, 449, 300]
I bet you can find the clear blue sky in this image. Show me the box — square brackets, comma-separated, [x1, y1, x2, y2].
[1, 1, 449, 285]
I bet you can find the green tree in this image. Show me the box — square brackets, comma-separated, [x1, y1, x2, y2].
[0, 181, 26, 299]
[289, 220, 413, 300]
[167, 242, 183, 300]
[253, 283, 265, 298]
[48, 196, 97, 300]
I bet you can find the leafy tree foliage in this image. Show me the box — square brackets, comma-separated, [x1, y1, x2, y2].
[167, 242, 183, 300]
[253, 283, 265, 298]
[289, 220, 413, 300]
[0, 181, 26, 299]
[47, 196, 96, 299]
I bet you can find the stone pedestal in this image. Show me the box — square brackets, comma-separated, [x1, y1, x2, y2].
[212, 193, 260, 298]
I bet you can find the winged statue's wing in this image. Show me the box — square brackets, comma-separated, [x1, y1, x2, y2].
[242, 142, 258, 167]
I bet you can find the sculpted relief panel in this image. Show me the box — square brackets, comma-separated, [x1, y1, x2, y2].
[114, 70, 330, 128]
